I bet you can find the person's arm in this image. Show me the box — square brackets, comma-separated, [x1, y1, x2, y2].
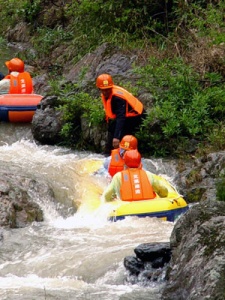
[102, 181, 116, 202]
[103, 156, 111, 170]
[102, 172, 122, 202]
[146, 171, 168, 197]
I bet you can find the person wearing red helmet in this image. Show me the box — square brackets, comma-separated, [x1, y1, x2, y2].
[96, 73, 146, 154]
[102, 149, 168, 203]
[0, 58, 33, 94]
[105, 135, 139, 177]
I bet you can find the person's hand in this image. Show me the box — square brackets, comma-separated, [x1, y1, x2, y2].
[112, 138, 120, 148]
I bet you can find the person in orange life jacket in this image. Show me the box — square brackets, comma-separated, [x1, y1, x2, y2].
[92, 136, 136, 178]
[104, 134, 139, 177]
[0, 58, 33, 95]
[102, 149, 168, 203]
[96, 73, 146, 154]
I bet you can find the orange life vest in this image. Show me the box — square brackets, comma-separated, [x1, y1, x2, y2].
[5, 72, 33, 94]
[120, 169, 156, 201]
[101, 85, 143, 121]
[108, 148, 125, 177]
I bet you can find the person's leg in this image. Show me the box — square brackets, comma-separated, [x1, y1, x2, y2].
[104, 120, 116, 154]
[104, 131, 113, 155]
[122, 114, 145, 136]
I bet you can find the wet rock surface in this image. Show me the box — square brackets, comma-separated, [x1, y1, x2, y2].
[0, 166, 58, 228]
[125, 201, 225, 299]
[31, 95, 63, 145]
[124, 242, 171, 285]
[162, 200, 225, 299]
[175, 151, 225, 203]
[0, 174, 43, 228]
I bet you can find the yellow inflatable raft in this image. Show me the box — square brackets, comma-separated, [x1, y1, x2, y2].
[107, 175, 189, 222]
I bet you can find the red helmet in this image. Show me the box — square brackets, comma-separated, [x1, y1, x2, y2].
[120, 135, 138, 150]
[96, 74, 114, 89]
[5, 58, 24, 72]
[124, 149, 141, 168]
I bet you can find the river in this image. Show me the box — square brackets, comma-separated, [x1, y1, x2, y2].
[0, 123, 177, 300]
[0, 44, 177, 300]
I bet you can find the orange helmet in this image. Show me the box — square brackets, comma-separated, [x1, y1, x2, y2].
[120, 135, 138, 151]
[124, 149, 141, 168]
[5, 58, 24, 72]
[96, 74, 114, 89]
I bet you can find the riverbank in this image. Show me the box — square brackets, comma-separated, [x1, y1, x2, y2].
[0, 1, 224, 158]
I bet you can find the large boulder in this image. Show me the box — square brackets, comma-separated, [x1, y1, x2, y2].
[175, 151, 225, 203]
[124, 242, 171, 285]
[63, 42, 136, 85]
[0, 174, 44, 228]
[162, 199, 225, 300]
[32, 95, 64, 145]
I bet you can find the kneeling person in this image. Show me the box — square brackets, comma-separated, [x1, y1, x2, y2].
[0, 58, 33, 94]
[105, 134, 138, 177]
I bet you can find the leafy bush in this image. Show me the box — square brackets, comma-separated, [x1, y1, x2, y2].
[20, 0, 41, 23]
[171, 1, 225, 37]
[50, 82, 104, 149]
[0, 0, 24, 32]
[134, 56, 225, 156]
[66, 0, 172, 38]
[31, 26, 73, 59]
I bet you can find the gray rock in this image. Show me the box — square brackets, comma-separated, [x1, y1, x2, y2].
[32, 96, 63, 145]
[64, 42, 135, 84]
[0, 174, 44, 228]
[124, 242, 171, 284]
[134, 242, 171, 263]
[162, 200, 225, 300]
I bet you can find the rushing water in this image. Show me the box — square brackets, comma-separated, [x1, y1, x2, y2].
[0, 123, 177, 300]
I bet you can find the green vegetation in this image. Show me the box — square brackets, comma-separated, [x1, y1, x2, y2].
[48, 80, 105, 150]
[134, 57, 225, 156]
[0, 0, 224, 157]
